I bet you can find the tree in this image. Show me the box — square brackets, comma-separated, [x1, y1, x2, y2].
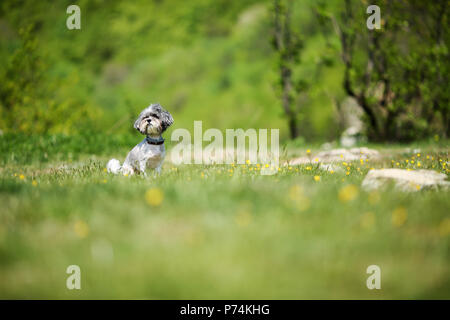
[271, 0, 304, 139]
[330, 0, 449, 141]
[0, 24, 96, 134]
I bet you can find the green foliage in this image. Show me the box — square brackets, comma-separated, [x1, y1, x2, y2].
[0, 24, 97, 134]
[327, 0, 449, 141]
[0, 0, 345, 141]
[0, 0, 447, 141]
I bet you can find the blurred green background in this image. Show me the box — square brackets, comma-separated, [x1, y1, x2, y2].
[1, 0, 447, 142]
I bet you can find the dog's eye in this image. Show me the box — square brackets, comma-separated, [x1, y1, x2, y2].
[151, 114, 159, 119]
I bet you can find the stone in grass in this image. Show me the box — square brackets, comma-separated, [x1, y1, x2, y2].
[289, 147, 380, 165]
[317, 147, 380, 162]
[362, 168, 450, 192]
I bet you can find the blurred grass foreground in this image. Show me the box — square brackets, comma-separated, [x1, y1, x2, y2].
[0, 0, 449, 299]
[0, 135, 449, 298]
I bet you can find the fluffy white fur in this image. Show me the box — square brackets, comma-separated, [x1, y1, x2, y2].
[106, 159, 121, 174]
[107, 140, 166, 176]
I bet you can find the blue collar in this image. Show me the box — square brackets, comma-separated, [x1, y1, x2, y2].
[146, 136, 165, 145]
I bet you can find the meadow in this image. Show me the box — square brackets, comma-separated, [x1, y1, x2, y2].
[1, 0, 449, 301]
[0, 134, 448, 299]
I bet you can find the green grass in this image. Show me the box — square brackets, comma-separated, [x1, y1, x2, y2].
[0, 134, 449, 299]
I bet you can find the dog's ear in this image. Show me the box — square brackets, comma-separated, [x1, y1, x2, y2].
[160, 109, 174, 132]
[133, 110, 147, 134]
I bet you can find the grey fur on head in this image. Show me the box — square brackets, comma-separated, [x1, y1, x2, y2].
[133, 103, 174, 136]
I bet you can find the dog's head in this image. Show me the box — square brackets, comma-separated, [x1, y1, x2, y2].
[133, 103, 174, 136]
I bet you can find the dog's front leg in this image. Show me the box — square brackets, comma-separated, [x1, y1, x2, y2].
[139, 160, 148, 177]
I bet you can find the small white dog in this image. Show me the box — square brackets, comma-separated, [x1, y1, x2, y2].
[107, 103, 174, 176]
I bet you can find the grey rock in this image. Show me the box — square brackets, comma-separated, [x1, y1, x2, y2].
[362, 168, 450, 192]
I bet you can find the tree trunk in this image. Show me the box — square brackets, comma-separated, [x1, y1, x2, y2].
[272, 0, 301, 140]
[288, 115, 299, 139]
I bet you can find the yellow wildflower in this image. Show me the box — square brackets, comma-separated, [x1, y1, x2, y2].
[145, 187, 164, 207]
[235, 210, 252, 227]
[438, 218, 450, 237]
[392, 207, 407, 227]
[234, 208, 252, 227]
[74, 220, 89, 238]
[338, 184, 359, 203]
